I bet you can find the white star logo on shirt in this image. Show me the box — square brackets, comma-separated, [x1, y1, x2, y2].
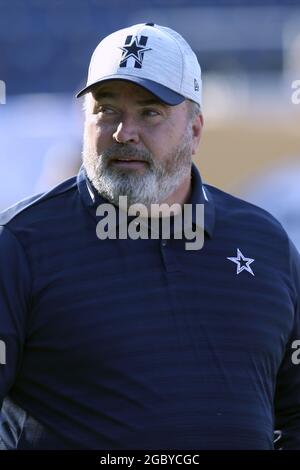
[227, 248, 255, 276]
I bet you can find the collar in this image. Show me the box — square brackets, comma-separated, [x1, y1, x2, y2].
[77, 162, 215, 238]
[188, 162, 215, 238]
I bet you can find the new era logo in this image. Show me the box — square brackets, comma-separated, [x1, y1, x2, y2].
[194, 78, 199, 92]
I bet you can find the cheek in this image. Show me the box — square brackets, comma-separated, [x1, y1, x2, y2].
[142, 126, 172, 158]
[161, 117, 186, 146]
[96, 122, 118, 153]
[85, 121, 112, 154]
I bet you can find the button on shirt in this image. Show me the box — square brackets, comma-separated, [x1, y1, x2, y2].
[0, 163, 300, 450]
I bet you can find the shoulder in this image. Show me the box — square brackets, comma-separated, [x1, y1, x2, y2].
[205, 183, 300, 288]
[205, 183, 286, 236]
[0, 176, 77, 229]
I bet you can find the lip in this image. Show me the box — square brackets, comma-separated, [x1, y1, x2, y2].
[112, 158, 146, 162]
[111, 158, 148, 169]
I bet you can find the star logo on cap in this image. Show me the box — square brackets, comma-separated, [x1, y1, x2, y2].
[119, 35, 152, 68]
[227, 248, 255, 276]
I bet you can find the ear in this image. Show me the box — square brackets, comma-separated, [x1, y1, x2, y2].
[191, 113, 204, 155]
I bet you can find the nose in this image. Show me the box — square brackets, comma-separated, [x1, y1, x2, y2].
[113, 115, 140, 144]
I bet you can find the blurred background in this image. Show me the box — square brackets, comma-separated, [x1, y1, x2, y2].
[0, 0, 299, 247]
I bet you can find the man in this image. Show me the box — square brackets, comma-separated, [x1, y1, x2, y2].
[0, 23, 300, 450]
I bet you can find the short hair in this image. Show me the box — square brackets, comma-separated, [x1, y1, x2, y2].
[83, 93, 93, 115]
[186, 99, 201, 122]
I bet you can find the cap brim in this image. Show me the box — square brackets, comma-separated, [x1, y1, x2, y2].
[76, 75, 185, 106]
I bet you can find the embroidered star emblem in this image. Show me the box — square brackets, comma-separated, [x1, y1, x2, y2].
[227, 248, 255, 276]
[119, 37, 152, 67]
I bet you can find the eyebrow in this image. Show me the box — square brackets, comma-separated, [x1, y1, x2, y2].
[92, 91, 166, 107]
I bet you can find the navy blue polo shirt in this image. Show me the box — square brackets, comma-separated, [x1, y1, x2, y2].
[0, 163, 300, 450]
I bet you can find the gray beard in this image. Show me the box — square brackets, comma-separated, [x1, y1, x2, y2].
[82, 125, 193, 209]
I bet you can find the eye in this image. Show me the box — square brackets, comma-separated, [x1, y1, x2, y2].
[94, 104, 116, 115]
[142, 108, 161, 117]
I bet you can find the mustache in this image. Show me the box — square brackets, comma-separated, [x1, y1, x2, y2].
[99, 144, 152, 164]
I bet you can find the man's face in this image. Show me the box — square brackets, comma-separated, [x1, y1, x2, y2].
[82, 80, 202, 208]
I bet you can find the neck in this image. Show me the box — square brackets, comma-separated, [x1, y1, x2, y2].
[148, 173, 192, 218]
[162, 173, 192, 206]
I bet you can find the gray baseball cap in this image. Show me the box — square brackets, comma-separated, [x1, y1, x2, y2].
[76, 23, 202, 107]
